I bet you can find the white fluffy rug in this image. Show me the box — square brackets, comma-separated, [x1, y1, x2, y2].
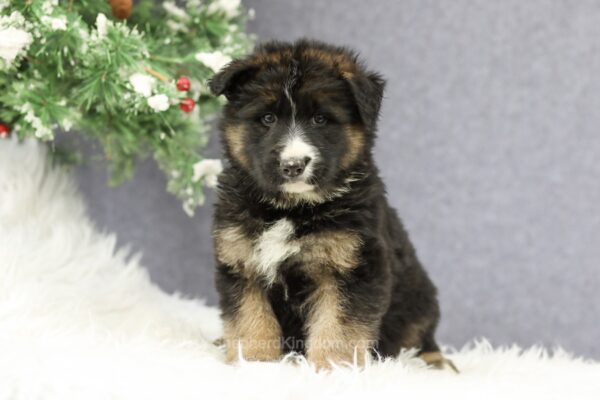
[0, 139, 598, 400]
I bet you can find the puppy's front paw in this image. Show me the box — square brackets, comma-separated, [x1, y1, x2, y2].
[225, 336, 282, 363]
[222, 284, 283, 363]
[307, 346, 369, 371]
[307, 352, 333, 371]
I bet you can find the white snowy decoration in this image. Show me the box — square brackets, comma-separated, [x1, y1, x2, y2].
[96, 13, 108, 38]
[41, 15, 67, 31]
[0, 27, 32, 65]
[0, 12, 32, 67]
[192, 159, 223, 187]
[129, 73, 155, 98]
[162, 1, 189, 20]
[147, 94, 170, 112]
[207, 0, 241, 19]
[41, 0, 58, 14]
[195, 50, 232, 72]
[20, 103, 53, 140]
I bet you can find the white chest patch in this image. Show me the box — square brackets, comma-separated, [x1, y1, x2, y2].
[250, 218, 300, 285]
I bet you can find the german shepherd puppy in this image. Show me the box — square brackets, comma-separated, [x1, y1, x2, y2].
[209, 39, 454, 370]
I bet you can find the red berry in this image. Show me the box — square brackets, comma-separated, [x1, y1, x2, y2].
[179, 98, 196, 113]
[0, 123, 9, 139]
[176, 76, 191, 92]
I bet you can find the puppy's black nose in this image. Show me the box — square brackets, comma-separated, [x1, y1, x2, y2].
[280, 157, 309, 179]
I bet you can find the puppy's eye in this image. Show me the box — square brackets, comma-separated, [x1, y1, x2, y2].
[261, 113, 277, 126]
[312, 114, 327, 126]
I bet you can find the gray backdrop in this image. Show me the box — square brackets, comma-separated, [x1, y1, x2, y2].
[72, 0, 600, 358]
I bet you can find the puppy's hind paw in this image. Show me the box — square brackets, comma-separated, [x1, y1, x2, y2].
[420, 351, 460, 374]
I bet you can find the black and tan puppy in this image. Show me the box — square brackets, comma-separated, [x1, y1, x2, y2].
[210, 39, 453, 370]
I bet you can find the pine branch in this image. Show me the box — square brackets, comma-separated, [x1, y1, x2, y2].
[1, 0, 253, 214]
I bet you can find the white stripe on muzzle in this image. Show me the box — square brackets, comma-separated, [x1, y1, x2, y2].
[279, 78, 319, 193]
[280, 134, 318, 162]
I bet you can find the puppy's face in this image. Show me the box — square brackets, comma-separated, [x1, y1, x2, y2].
[210, 41, 384, 201]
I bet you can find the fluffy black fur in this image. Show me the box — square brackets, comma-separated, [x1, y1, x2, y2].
[210, 39, 442, 362]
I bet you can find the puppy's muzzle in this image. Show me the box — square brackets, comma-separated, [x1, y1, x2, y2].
[280, 157, 311, 179]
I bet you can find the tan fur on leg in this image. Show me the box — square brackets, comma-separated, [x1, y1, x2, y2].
[223, 284, 282, 363]
[305, 276, 375, 370]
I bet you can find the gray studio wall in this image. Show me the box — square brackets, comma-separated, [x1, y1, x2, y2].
[71, 0, 600, 358]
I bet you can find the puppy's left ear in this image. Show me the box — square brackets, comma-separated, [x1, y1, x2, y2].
[209, 59, 257, 101]
[347, 71, 386, 131]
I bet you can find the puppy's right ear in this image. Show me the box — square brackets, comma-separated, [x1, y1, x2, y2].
[208, 59, 257, 101]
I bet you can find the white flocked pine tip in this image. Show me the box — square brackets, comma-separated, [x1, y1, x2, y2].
[0, 16, 32, 65]
[207, 0, 241, 18]
[162, 1, 189, 20]
[129, 73, 155, 98]
[147, 94, 170, 112]
[96, 13, 108, 38]
[195, 50, 232, 72]
[192, 159, 223, 187]
[41, 15, 67, 31]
